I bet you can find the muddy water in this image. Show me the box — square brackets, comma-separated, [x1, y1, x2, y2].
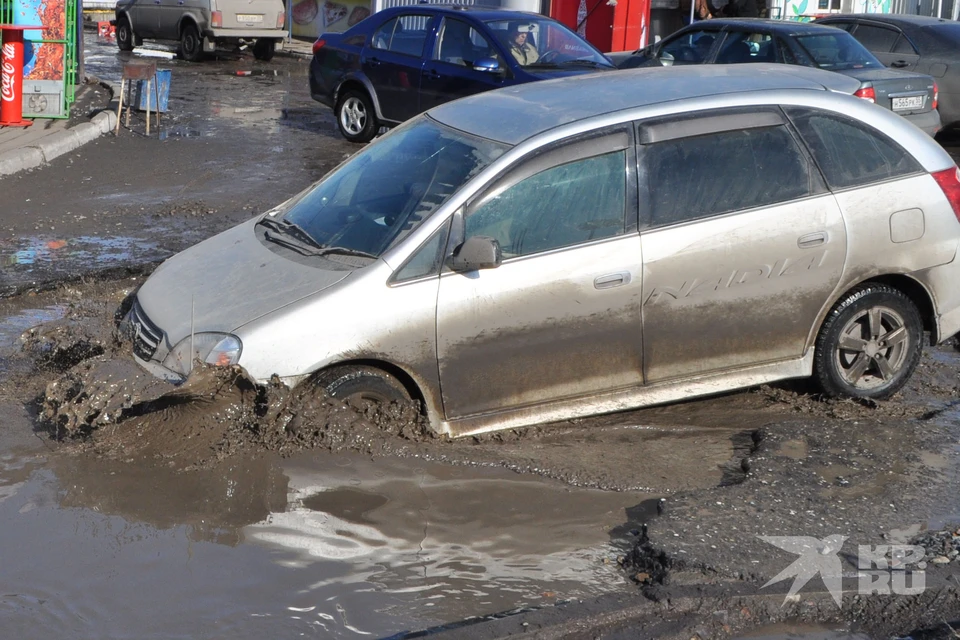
[0, 448, 651, 638]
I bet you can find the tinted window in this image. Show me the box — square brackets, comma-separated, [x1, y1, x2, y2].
[393, 221, 451, 282]
[795, 32, 884, 70]
[822, 21, 855, 32]
[892, 35, 918, 54]
[660, 29, 717, 64]
[778, 37, 799, 64]
[373, 14, 430, 56]
[715, 32, 776, 64]
[786, 108, 922, 189]
[433, 18, 499, 67]
[852, 24, 900, 52]
[465, 151, 626, 258]
[642, 125, 813, 227]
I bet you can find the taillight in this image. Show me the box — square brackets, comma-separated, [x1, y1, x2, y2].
[211, 10, 222, 27]
[854, 85, 876, 103]
[933, 80, 939, 110]
[276, 11, 284, 28]
[932, 167, 960, 224]
[312, 39, 326, 54]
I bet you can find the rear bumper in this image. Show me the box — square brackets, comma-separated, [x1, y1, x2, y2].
[309, 57, 335, 108]
[902, 108, 941, 138]
[913, 245, 960, 343]
[204, 27, 286, 41]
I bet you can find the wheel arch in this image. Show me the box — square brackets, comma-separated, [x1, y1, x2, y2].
[116, 10, 135, 32]
[810, 273, 938, 352]
[306, 357, 441, 424]
[178, 15, 202, 39]
[335, 77, 387, 122]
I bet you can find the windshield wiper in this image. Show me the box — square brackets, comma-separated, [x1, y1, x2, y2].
[258, 215, 324, 249]
[557, 59, 613, 68]
[262, 229, 326, 256]
[313, 246, 378, 259]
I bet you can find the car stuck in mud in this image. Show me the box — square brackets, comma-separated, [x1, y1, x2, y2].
[125, 64, 960, 439]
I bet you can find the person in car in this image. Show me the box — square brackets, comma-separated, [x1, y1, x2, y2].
[507, 25, 539, 65]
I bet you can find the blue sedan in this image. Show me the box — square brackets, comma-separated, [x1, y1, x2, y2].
[309, 5, 615, 142]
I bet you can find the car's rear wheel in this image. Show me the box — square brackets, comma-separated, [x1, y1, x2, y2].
[335, 89, 378, 143]
[179, 23, 204, 62]
[253, 38, 276, 61]
[116, 16, 135, 52]
[813, 284, 922, 400]
[315, 365, 411, 406]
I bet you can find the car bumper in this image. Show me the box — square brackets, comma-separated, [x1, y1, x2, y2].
[913, 245, 960, 343]
[902, 108, 941, 138]
[204, 27, 286, 41]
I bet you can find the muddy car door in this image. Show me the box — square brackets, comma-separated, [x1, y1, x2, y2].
[436, 126, 643, 419]
[637, 107, 847, 383]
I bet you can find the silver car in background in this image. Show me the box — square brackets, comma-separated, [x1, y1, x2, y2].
[127, 64, 960, 438]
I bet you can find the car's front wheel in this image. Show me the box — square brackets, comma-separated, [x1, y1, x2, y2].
[813, 284, 923, 400]
[116, 16, 134, 52]
[179, 23, 204, 62]
[335, 89, 378, 143]
[253, 38, 276, 61]
[315, 365, 412, 406]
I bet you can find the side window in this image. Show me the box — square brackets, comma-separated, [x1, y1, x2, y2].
[715, 32, 775, 64]
[640, 122, 814, 227]
[393, 221, 451, 283]
[465, 135, 628, 258]
[372, 18, 397, 50]
[660, 29, 716, 64]
[823, 21, 855, 32]
[893, 35, 918, 54]
[777, 37, 799, 64]
[785, 107, 922, 190]
[433, 18, 498, 67]
[852, 24, 899, 52]
[374, 14, 430, 56]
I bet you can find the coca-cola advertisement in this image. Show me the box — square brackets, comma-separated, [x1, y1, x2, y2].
[14, 0, 66, 82]
[1, 44, 15, 105]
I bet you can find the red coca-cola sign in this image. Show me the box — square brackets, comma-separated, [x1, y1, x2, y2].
[1, 42, 15, 103]
[0, 25, 43, 126]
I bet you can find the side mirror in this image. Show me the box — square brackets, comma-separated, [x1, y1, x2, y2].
[472, 57, 503, 73]
[448, 236, 502, 272]
[659, 51, 675, 66]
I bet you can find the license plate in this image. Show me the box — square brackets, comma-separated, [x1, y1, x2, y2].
[236, 13, 263, 22]
[892, 95, 924, 111]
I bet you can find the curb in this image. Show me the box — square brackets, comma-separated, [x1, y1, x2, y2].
[0, 82, 118, 179]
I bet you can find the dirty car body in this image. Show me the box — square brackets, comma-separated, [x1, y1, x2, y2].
[128, 64, 960, 438]
[308, 5, 615, 142]
[611, 19, 941, 137]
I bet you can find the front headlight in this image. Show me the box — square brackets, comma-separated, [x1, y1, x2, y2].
[162, 333, 242, 377]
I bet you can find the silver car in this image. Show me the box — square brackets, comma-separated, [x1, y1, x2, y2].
[127, 64, 960, 438]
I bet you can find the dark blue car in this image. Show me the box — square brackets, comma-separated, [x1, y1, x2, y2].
[309, 5, 615, 142]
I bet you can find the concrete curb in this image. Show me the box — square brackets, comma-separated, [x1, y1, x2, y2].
[0, 81, 118, 179]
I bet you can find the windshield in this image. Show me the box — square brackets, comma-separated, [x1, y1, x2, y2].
[273, 118, 507, 258]
[484, 18, 613, 69]
[795, 32, 883, 71]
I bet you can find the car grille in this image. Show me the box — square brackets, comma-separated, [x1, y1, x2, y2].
[128, 299, 163, 361]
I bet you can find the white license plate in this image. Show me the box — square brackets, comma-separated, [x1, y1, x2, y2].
[236, 13, 263, 22]
[892, 95, 924, 111]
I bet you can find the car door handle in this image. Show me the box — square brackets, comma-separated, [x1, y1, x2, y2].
[422, 69, 441, 79]
[891, 60, 909, 68]
[798, 232, 827, 248]
[367, 57, 381, 66]
[594, 272, 631, 289]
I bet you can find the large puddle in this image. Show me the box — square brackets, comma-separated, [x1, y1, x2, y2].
[0, 448, 651, 638]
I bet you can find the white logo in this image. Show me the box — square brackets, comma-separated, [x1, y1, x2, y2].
[1, 43, 16, 103]
[761, 535, 926, 606]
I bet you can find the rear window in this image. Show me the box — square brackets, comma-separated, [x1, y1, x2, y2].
[785, 107, 922, 190]
[794, 32, 884, 70]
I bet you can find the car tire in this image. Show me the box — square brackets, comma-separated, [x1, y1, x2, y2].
[253, 38, 276, 61]
[116, 16, 135, 52]
[179, 23, 204, 62]
[315, 365, 412, 406]
[813, 283, 922, 400]
[335, 89, 378, 143]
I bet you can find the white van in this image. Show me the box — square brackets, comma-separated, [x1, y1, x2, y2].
[114, 0, 287, 61]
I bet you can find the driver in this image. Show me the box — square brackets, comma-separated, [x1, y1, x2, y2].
[506, 24, 539, 65]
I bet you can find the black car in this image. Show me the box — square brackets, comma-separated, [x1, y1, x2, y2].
[309, 5, 615, 143]
[608, 18, 940, 136]
[815, 14, 960, 130]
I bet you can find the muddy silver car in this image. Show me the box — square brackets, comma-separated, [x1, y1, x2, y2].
[127, 64, 960, 438]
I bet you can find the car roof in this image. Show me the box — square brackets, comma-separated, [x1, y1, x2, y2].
[372, 4, 548, 21]
[686, 17, 845, 36]
[428, 64, 860, 145]
[818, 13, 954, 27]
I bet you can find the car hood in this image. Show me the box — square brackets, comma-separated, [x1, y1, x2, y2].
[525, 66, 615, 79]
[136, 216, 351, 345]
